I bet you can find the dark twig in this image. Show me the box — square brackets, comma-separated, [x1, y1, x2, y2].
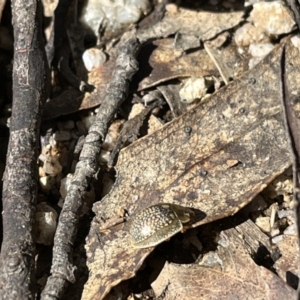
[45, 0, 73, 66]
[0, 0, 49, 298]
[108, 100, 163, 167]
[46, 0, 89, 91]
[57, 39, 85, 90]
[41, 32, 141, 299]
[67, 0, 88, 85]
[279, 46, 300, 300]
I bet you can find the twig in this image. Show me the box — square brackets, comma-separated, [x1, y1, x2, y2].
[108, 101, 161, 167]
[41, 32, 141, 299]
[46, 0, 89, 91]
[67, 0, 88, 84]
[279, 45, 300, 300]
[45, 0, 73, 66]
[0, 0, 49, 298]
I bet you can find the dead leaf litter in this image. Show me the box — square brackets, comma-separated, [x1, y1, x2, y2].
[0, 0, 300, 299]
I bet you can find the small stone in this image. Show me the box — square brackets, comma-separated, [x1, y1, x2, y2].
[80, 0, 150, 37]
[99, 149, 111, 164]
[198, 251, 223, 269]
[179, 77, 214, 104]
[82, 48, 107, 72]
[60, 174, 73, 199]
[250, 1, 295, 35]
[248, 43, 275, 69]
[248, 43, 274, 58]
[39, 166, 46, 177]
[39, 145, 63, 176]
[278, 209, 294, 219]
[49, 136, 57, 147]
[255, 216, 271, 233]
[39, 176, 56, 193]
[284, 223, 296, 235]
[270, 228, 280, 237]
[291, 35, 300, 51]
[53, 130, 71, 141]
[263, 173, 293, 200]
[289, 200, 297, 210]
[148, 115, 164, 134]
[129, 103, 145, 119]
[234, 23, 269, 47]
[272, 235, 284, 244]
[165, 3, 179, 14]
[36, 202, 58, 245]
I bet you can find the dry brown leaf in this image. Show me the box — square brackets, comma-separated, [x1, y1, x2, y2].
[157, 84, 187, 117]
[43, 5, 244, 119]
[43, 60, 114, 119]
[44, 36, 217, 119]
[137, 38, 219, 91]
[151, 227, 296, 299]
[82, 40, 300, 299]
[137, 7, 245, 43]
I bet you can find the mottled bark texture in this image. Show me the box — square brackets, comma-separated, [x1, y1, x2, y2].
[0, 0, 49, 299]
[41, 33, 141, 300]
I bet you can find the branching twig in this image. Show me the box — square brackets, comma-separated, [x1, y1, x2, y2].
[41, 32, 141, 299]
[0, 0, 49, 298]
